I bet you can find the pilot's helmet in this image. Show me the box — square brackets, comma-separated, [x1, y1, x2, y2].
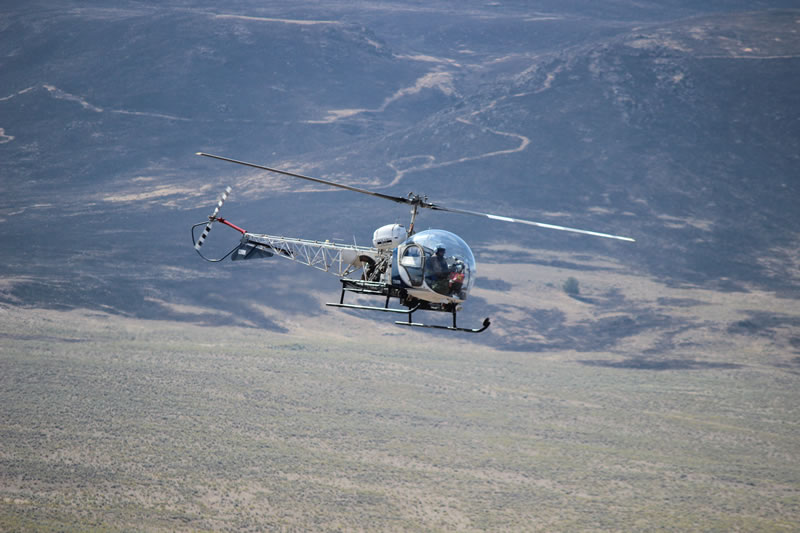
[435, 244, 446, 254]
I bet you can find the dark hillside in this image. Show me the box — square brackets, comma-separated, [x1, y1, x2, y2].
[319, 10, 800, 292]
[0, 7, 436, 202]
[1, 3, 798, 342]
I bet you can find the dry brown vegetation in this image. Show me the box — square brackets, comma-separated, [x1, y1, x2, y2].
[1, 265, 799, 532]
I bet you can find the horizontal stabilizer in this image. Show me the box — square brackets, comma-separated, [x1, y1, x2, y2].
[231, 242, 274, 261]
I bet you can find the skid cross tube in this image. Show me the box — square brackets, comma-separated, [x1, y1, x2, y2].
[327, 279, 421, 314]
[328, 279, 491, 332]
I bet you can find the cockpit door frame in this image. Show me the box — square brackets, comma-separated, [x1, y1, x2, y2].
[397, 243, 426, 287]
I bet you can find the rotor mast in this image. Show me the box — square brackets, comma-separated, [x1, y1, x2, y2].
[406, 193, 428, 237]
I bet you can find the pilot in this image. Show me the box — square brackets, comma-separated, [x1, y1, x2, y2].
[428, 245, 449, 294]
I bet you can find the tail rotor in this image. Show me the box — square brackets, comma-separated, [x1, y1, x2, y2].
[192, 186, 242, 262]
[195, 186, 232, 251]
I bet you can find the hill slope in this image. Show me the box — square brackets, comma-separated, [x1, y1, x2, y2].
[1, 3, 798, 348]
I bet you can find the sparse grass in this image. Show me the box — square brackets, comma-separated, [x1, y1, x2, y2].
[0, 306, 799, 531]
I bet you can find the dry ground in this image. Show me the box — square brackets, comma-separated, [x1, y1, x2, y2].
[1, 257, 799, 531]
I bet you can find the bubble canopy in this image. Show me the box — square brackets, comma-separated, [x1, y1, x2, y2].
[395, 229, 476, 300]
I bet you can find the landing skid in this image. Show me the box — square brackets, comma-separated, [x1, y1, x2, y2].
[326, 302, 422, 314]
[327, 278, 491, 333]
[396, 317, 491, 333]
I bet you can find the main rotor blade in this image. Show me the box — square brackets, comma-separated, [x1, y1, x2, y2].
[196, 152, 411, 205]
[427, 204, 636, 242]
[196, 152, 634, 242]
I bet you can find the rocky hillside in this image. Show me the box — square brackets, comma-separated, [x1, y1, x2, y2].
[1, 2, 798, 341]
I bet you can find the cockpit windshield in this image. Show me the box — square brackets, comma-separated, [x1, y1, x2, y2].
[398, 229, 476, 300]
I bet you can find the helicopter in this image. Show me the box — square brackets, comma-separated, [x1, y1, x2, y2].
[191, 152, 635, 333]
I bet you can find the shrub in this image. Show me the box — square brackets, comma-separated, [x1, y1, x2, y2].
[563, 277, 580, 296]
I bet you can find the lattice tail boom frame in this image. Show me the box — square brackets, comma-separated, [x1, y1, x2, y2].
[242, 232, 387, 278]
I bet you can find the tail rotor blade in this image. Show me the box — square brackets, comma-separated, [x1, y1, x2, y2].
[210, 185, 231, 219]
[194, 186, 232, 250]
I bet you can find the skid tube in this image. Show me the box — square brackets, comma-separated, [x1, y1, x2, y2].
[396, 307, 491, 334]
[326, 278, 490, 332]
